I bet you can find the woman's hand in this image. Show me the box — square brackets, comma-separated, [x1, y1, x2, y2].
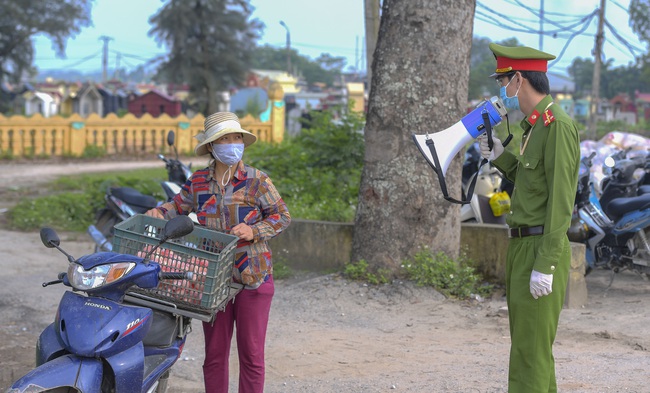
[231, 223, 254, 241]
[145, 208, 164, 219]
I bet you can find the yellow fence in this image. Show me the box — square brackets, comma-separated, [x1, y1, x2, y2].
[0, 112, 281, 158]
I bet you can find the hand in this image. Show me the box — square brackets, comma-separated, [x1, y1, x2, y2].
[477, 132, 504, 161]
[231, 223, 254, 241]
[530, 270, 553, 299]
[145, 208, 164, 219]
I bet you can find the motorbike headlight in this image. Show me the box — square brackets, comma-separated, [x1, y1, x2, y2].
[68, 262, 135, 290]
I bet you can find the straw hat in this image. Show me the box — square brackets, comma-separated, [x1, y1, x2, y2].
[194, 112, 257, 156]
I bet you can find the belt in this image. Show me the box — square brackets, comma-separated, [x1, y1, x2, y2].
[509, 225, 544, 238]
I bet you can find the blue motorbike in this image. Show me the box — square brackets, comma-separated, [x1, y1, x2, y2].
[569, 151, 650, 278]
[8, 215, 239, 393]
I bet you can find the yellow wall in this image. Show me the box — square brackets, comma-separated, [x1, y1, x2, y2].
[0, 110, 283, 158]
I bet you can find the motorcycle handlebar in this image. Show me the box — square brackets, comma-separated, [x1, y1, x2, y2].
[160, 271, 195, 281]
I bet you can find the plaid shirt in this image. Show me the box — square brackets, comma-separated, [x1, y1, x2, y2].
[157, 161, 291, 287]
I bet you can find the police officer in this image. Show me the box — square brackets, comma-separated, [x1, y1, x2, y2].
[478, 43, 580, 393]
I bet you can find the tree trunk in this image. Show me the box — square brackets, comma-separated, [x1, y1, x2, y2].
[351, 0, 476, 273]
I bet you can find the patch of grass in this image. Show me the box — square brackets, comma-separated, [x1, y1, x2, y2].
[6, 168, 168, 232]
[343, 259, 391, 285]
[81, 145, 107, 159]
[401, 248, 493, 299]
[272, 258, 293, 280]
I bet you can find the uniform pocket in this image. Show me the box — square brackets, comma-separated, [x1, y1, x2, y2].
[518, 155, 545, 194]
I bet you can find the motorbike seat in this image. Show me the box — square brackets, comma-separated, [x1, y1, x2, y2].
[110, 187, 158, 213]
[639, 185, 650, 195]
[605, 193, 650, 221]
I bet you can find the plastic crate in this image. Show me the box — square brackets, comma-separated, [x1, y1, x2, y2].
[113, 214, 238, 315]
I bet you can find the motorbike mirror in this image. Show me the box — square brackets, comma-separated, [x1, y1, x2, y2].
[161, 215, 194, 242]
[167, 130, 175, 147]
[40, 227, 60, 248]
[604, 156, 616, 168]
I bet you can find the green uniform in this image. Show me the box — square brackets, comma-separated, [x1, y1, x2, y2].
[492, 95, 580, 392]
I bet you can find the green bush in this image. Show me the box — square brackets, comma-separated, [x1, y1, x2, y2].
[81, 144, 107, 159]
[401, 248, 493, 299]
[343, 260, 391, 285]
[246, 106, 365, 222]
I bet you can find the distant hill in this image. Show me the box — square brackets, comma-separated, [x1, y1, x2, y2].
[35, 69, 102, 82]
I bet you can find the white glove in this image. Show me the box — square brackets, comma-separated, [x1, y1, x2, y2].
[529, 270, 553, 299]
[477, 132, 504, 161]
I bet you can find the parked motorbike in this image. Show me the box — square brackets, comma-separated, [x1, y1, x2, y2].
[158, 130, 193, 201]
[88, 131, 194, 252]
[460, 143, 511, 224]
[8, 214, 239, 393]
[569, 151, 650, 279]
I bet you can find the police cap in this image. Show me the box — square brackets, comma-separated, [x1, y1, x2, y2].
[489, 43, 556, 78]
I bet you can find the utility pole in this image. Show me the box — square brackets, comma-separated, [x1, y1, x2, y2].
[99, 35, 113, 83]
[539, 0, 544, 50]
[113, 52, 121, 80]
[589, 0, 606, 140]
[279, 21, 291, 75]
[364, 0, 380, 91]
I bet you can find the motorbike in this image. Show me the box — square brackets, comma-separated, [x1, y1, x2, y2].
[568, 151, 650, 279]
[158, 130, 194, 201]
[460, 143, 512, 224]
[88, 131, 194, 252]
[8, 214, 239, 393]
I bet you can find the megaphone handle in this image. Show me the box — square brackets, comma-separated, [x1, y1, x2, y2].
[482, 111, 494, 151]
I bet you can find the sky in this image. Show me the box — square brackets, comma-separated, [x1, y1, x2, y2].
[32, 0, 645, 77]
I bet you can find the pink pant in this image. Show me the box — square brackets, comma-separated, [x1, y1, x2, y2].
[202, 276, 274, 393]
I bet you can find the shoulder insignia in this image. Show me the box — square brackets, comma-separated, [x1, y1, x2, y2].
[543, 108, 555, 126]
[528, 109, 540, 125]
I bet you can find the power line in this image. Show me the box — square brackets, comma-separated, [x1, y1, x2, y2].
[55, 51, 102, 69]
[476, 4, 599, 36]
[604, 18, 645, 55]
[548, 12, 598, 68]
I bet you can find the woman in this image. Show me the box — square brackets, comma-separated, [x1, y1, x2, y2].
[146, 111, 291, 393]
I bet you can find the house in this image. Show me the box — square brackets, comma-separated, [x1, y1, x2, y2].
[73, 82, 104, 117]
[606, 93, 637, 124]
[248, 70, 300, 94]
[23, 91, 57, 117]
[635, 91, 650, 123]
[127, 90, 181, 118]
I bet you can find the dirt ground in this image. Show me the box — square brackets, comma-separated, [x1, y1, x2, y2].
[1, 159, 650, 393]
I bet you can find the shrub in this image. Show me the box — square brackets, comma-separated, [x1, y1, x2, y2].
[343, 260, 391, 285]
[401, 248, 493, 299]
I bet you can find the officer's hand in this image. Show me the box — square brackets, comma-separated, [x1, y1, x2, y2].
[530, 270, 553, 299]
[145, 208, 164, 219]
[477, 132, 504, 161]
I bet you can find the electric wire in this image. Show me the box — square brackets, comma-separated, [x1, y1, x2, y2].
[55, 51, 102, 69]
[548, 12, 599, 69]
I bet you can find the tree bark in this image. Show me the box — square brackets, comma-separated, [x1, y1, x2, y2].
[352, 0, 476, 273]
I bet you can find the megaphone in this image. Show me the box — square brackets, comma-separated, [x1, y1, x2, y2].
[412, 96, 507, 176]
[412, 96, 508, 204]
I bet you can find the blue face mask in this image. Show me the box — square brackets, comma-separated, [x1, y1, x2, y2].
[211, 143, 244, 166]
[499, 76, 520, 111]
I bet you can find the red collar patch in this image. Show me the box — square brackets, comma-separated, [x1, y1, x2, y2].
[543, 108, 555, 126]
[528, 109, 540, 125]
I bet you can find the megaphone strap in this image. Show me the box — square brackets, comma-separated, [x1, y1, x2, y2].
[425, 137, 484, 205]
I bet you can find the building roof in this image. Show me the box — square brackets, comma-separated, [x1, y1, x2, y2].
[548, 72, 575, 93]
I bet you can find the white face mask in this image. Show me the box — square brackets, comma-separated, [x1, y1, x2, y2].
[211, 143, 244, 166]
